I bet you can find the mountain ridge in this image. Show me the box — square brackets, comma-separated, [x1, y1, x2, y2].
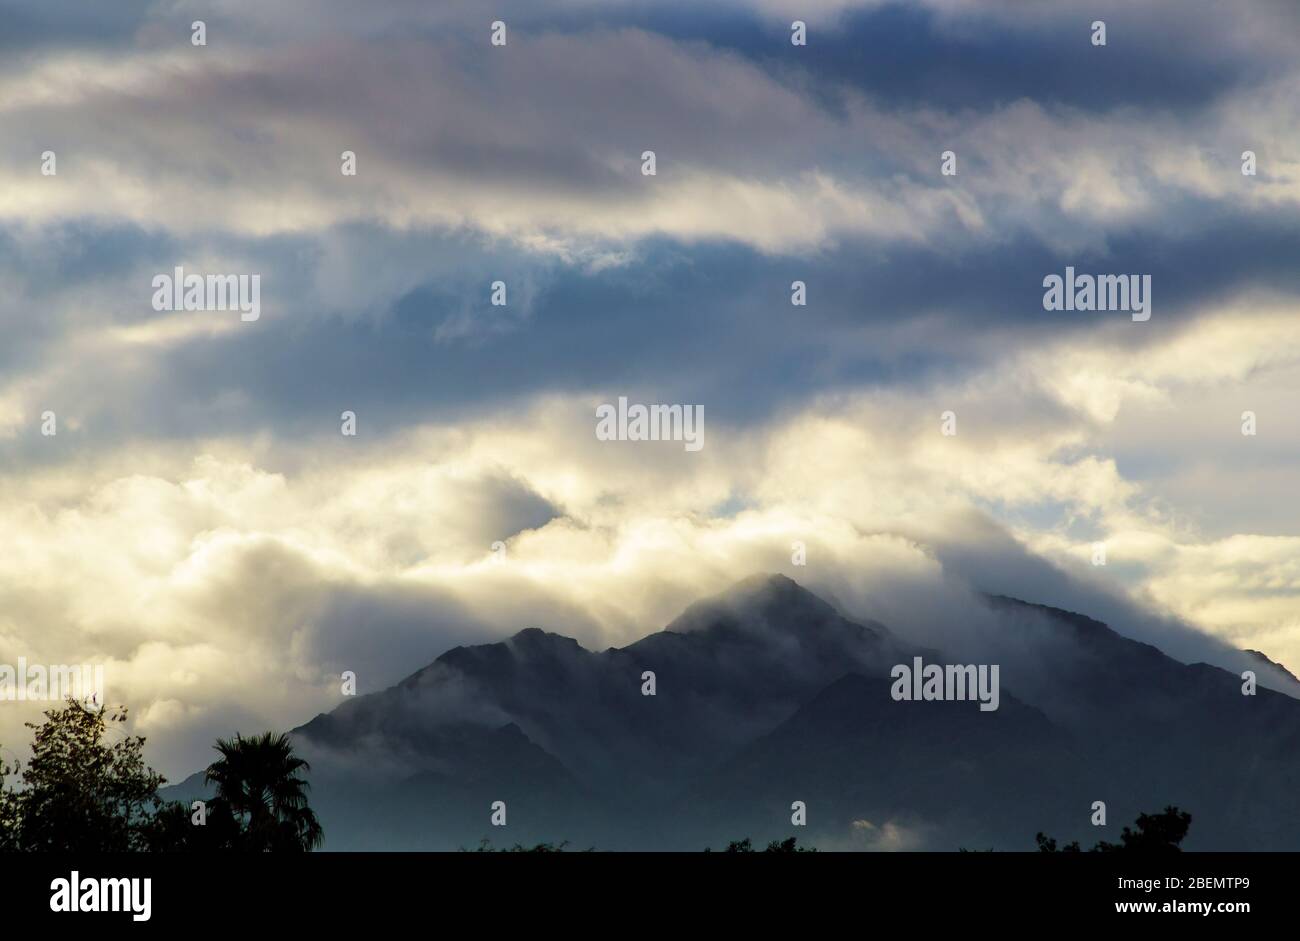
[162, 573, 1300, 850]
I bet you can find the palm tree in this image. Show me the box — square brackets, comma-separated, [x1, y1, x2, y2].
[204, 731, 323, 851]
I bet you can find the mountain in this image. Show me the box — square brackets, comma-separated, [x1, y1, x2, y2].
[680, 670, 1091, 851]
[162, 574, 1300, 850]
[974, 596, 1300, 849]
[1246, 648, 1299, 684]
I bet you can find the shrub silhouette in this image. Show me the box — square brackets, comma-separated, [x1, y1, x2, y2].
[465, 839, 582, 852]
[706, 836, 816, 852]
[143, 795, 245, 852]
[1036, 806, 1192, 853]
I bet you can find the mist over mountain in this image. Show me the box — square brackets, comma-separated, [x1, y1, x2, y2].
[164, 574, 1300, 850]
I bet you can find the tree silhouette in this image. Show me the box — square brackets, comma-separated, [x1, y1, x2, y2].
[0, 699, 163, 851]
[204, 731, 323, 851]
[1036, 806, 1192, 853]
[0, 701, 323, 852]
[0, 749, 19, 851]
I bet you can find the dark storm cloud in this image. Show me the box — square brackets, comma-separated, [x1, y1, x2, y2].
[669, 1, 1281, 114]
[7, 190, 1300, 453]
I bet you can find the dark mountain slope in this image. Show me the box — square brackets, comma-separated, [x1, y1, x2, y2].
[678, 670, 1091, 851]
[295, 574, 918, 804]
[162, 575, 1300, 850]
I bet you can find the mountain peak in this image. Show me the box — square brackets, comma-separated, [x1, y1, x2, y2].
[1245, 648, 1299, 684]
[727, 571, 805, 599]
[508, 626, 584, 649]
[668, 572, 839, 633]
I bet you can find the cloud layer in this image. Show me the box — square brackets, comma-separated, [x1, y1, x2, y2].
[1, 0, 1299, 777]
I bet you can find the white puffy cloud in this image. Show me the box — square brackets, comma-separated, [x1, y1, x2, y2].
[1, 292, 1298, 776]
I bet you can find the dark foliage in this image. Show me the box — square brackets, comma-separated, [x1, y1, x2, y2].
[1036, 806, 1192, 853]
[0, 699, 321, 852]
[707, 836, 817, 853]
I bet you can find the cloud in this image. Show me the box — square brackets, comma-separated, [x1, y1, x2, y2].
[2, 0, 1300, 784]
[3, 291, 1300, 778]
[5, 6, 1300, 259]
[844, 817, 931, 851]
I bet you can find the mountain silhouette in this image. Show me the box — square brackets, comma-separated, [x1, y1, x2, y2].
[163, 573, 1300, 849]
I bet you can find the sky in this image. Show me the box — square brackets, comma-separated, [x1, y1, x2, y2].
[2, 0, 1300, 779]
